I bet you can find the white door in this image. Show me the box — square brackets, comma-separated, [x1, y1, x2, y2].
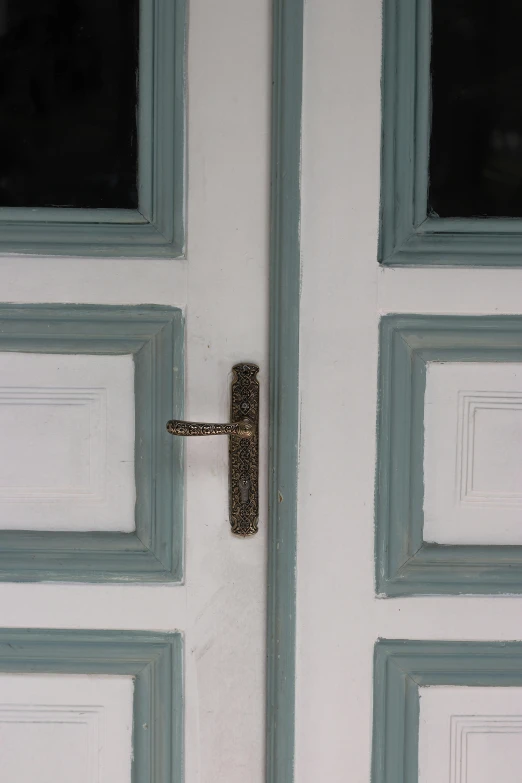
[297, 1, 522, 783]
[0, 1, 270, 782]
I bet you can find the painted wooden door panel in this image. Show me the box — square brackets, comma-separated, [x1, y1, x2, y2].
[0, 352, 135, 531]
[0, 674, 133, 783]
[0, 0, 272, 782]
[0, 304, 183, 583]
[0, 630, 182, 783]
[372, 643, 522, 783]
[424, 362, 522, 545]
[296, 1, 522, 783]
[420, 687, 522, 783]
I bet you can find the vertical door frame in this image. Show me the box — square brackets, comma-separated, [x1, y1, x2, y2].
[267, 1, 303, 782]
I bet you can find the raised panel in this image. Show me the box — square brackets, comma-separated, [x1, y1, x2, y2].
[419, 688, 522, 783]
[0, 304, 184, 583]
[0, 674, 133, 783]
[0, 629, 183, 783]
[460, 396, 522, 503]
[0, 387, 107, 501]
[373, 642, 522, 783]
[424, 362, 522, 544]
[0, 353, 135, 531]
[376, 314, 522, 595]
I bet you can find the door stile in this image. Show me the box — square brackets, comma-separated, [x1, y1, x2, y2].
[266, 1, 303, 782]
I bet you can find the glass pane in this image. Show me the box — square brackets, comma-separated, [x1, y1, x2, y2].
[0, 0, 138, 209]
[429, 0, 522, 218]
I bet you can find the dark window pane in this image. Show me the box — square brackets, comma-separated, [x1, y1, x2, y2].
[429, 0, 522, 218]
[0, 0, 138, 209]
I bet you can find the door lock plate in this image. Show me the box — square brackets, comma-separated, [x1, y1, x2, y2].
[229, 363, 259, 536]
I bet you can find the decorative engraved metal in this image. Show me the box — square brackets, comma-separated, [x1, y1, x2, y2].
[229, 363, 259, 535]
[166, 362, 260, 536]
[166, 419, 254, 438]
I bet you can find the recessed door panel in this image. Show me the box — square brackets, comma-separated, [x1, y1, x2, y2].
[420, 687, 522, 783]
[0, 674, 133, 783]
[424, 361, 522, 544]
[0, 353, 135, 531]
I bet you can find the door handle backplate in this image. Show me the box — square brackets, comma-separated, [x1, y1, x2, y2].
[167, 363, 259, 536]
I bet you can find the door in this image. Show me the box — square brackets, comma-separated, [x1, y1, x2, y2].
[297, 0, 522, 782]
[0, 1, 271, 782]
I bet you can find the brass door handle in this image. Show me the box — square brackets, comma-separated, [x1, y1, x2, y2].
[166, 419, 255, 438]
[166, 363, 259, 536]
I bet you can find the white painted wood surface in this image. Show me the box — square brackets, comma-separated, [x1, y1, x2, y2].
[0, 353, 135, 531]
[297, 1, 522, 783]
[424, 362, 522, 544]
[0, 674, 133, 783]
[419, 687, 522, 783]
[0, 0, 270, 781]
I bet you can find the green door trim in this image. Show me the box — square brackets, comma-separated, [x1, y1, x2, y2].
[0, 304, 184, 583]
[266, 1, 303, 782]
[373, 640, 522, 783]
[379, 0, 522, 266]
[0, 629, 183, 783]
[0, 0, 185, 258]
[376, 314, 522, 596]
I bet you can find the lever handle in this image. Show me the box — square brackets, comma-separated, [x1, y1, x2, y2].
[166, 418, 254, 438]
[166, 363, 260, 536]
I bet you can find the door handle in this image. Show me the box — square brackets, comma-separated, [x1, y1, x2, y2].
[166, 363, 259, 536]
[166, 419, 254, 438]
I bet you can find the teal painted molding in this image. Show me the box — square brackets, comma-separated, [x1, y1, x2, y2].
[0, 628, 182, 783]
[373, 639, 522, 783]
[266, 0, 302, 782]
[376, 314, 522, 596]
[0, 304, 184, 583]
[0, 0, 185, 258]
[379, 0, 522, 266]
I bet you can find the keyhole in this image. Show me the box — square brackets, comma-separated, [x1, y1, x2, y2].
[239, 478, 250, 504]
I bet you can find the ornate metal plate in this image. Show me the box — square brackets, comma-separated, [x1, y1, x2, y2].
[229, 363, 259, 536]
